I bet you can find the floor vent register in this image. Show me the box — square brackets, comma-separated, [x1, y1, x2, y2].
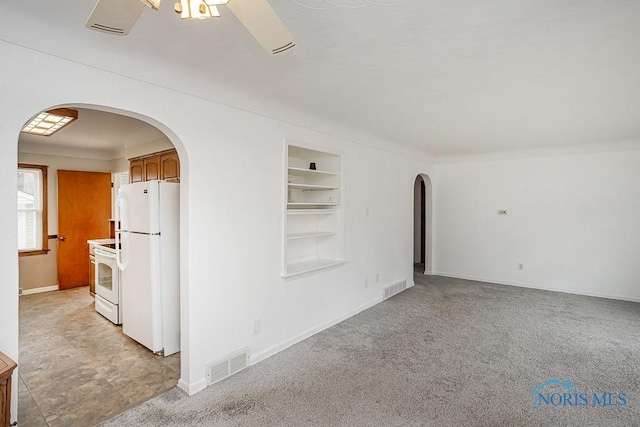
[205, 348, 249, 386]
[383, 280, 408, 300]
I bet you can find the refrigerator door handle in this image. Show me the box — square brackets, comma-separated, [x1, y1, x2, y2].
[116, 190, 129, 232]
[116, 192, 129, 271]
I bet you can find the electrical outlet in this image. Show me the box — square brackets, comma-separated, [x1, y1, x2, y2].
[364, 278, 369, 288]
[518, 264, 523, 270]
[253, 319, 261, 334]
[376, 273, 380, 283]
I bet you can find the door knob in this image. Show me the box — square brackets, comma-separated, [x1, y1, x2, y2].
[59, 236, 66, 241]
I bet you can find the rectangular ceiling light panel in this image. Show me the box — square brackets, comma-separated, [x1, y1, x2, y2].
[22, 108, 78, 137]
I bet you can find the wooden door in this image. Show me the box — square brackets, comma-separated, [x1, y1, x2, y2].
[57, 171, 112, 290]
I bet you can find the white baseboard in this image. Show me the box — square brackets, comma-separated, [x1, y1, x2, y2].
[177, 378, 206, 396]
[194, 279, 410, 395]
[250, 295, 383, 366]
[434, 271, 640, 304]
[21, 285, 58, 295]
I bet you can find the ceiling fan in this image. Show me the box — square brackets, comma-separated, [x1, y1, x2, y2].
[86, 0, 297, 55]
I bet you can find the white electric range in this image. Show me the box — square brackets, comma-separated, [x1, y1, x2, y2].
[93, 243, 122, 325]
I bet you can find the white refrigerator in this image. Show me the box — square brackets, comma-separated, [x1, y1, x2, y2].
[116, 180, 180, 357]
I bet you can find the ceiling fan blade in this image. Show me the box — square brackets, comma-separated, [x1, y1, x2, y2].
[226, 0, 297, 56]
[86, 0, 146, 36]
[139, 0, 162, 9]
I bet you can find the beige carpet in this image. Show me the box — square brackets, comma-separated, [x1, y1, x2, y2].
[102, 274, 640, 426]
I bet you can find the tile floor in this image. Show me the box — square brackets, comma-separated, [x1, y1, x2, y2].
[18, 287, 180, 427]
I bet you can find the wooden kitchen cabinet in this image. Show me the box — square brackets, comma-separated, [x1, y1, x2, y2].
[160, 151, 180, 181]
[0, 351, 16, 427]
[129, 159, 144, 183]
[143, 156, 161, 181]
[129, 149, 180, 183]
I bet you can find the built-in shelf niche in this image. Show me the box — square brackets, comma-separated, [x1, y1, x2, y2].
[283, 143, 345, 277]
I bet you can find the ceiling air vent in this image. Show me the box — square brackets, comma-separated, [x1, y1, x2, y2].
[86, 0, 146, 36]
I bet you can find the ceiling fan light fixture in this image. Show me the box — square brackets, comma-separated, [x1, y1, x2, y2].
[176, 0, 220, 19]
[139, 0, 162, 10]
[86, 0, 297, 56]
[21, 108, 78, 137]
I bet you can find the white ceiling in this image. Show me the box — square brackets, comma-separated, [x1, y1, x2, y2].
[4, 0, 640, 157]
[18, 108, 167, 159]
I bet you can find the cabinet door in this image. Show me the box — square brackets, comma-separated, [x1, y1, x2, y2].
[160, 152, 180, 181]
[144, 156, 160, 181]
[129, 159, 144, 183]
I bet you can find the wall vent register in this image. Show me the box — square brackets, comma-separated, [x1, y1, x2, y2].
[283, 142, 345, 277]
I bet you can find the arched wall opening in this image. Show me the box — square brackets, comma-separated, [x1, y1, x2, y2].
[413, 174, 433, 275]
[12, 102, 190, 422]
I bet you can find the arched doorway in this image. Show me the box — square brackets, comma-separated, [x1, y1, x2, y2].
[413, 174, 433, 275]
[15, 104, 188, 425]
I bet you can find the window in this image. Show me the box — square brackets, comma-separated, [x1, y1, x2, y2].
[18, 164, 48, 255]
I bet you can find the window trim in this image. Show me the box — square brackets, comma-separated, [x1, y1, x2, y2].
[18, 163, 49, 257]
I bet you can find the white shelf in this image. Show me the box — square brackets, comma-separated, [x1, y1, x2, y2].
[287, 209, 338, 215]
[284, 259, 346, 277]
[288, 167, 338, 176]
[288, 183, 339, 191]
[287, 231, 336, 240]
[287, 202, 339, 207]
[284, 142, 344, 278]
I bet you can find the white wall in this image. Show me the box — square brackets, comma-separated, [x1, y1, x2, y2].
[18, 242, 59, 291]
[0, 39, 433, 420]
[434, 148, 640, 302]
